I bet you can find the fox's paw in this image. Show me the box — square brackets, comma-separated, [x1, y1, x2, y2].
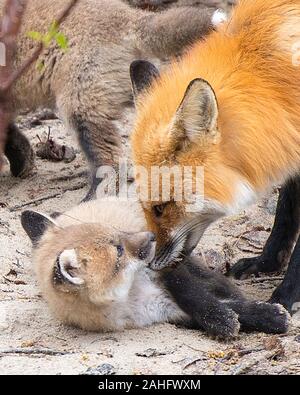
[249, 302, 291, 334]
[227, 255, 279, 280]
[205, 309, 240, 340]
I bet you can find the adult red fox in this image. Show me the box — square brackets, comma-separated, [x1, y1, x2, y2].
[130, 0, 300, 314]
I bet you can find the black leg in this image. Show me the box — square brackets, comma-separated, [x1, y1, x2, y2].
[228, 176, 300, 279]
[187, 257, 290, 333]
[71, 114, 122, 201]
[160, 260, 241, 339]
[223, 300, 290, 334]
[5, 123, 35, 178]
[161, 257, 290, 335]
[270, 235, 300, 314]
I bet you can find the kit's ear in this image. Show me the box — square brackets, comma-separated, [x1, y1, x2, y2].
[21, 211, 58, 247]
[130, 60, 160, 102]
[171, 78, 220, 150]
[54, 249, 84, 288]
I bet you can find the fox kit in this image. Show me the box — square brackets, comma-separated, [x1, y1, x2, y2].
[21, 198, 289, 337]
[130, 0, 300, 314]
[1, 0, 220, 200]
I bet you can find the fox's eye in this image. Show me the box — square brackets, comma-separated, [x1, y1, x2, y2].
[116, 245, 124, 258]
[153, 204, 167, 218]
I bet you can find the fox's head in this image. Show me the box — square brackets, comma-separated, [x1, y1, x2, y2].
[130, 60, 257, 269]
[21, 210, 156, 330]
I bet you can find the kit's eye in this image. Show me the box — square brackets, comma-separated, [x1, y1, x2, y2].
[153, 204, 167, 218]
[116, 245, 124, 258]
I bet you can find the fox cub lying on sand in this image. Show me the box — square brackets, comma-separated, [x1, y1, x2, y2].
[21, 199, 290, 338]
[130, 0, 300, 313]
[1, 0, 220, 200]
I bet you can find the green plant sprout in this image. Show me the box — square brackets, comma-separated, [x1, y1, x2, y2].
[27, 22, 68, 70]
[27, 21, 68, 50]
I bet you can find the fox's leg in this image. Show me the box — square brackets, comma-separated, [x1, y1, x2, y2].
[5, 123, 35, 178]
[55, 47, 134, 202]
[182, 257, 290, 334]
[223, 300, 290, 334]
[161, 262, 241, 339]
[228, 176, 300, 279]
[270, 236, 300, 314]
[70, 114, 122, 201]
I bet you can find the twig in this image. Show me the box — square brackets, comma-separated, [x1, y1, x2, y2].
[238, 347, 264, 356]
[0, 348, 75, 356]
[240, 276, 284, 285]
[51, 170, 87, 183]
[183, 357, 207, 370]
[9, 181, 87, 211]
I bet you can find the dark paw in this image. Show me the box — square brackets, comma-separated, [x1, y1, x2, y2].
[205, 309, 240, 340]
[249, 302, 291, 334]
[227, 255, 277, 280]
[10, 147, 35, 178]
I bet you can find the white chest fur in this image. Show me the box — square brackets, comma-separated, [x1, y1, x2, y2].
[102, 270, 187, 331]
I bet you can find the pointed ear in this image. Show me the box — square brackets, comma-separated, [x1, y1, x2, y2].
[130, 60, 160, 102]
[21, 211, 58, 246]
[172, 78, 219, 149]
[54, 249, 84, 289]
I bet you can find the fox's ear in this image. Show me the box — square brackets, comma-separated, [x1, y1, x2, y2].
[172, 78, 219, 149]
[54, 249, 84, 289]
[130, 60, 160, 102]
[21, 211, 58, 247]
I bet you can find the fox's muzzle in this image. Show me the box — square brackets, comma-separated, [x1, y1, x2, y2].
[150, 212, 222, 271]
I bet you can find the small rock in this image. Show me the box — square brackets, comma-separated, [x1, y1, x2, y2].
[82, 364, 116, 376]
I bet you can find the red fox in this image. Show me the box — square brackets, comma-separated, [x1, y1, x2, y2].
[130, 0, 300, 314]
[21, 198, 290, 337]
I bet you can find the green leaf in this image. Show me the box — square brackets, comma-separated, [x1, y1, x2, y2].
[27, 31, 43, 41]
[48, 21, 58, 38]
[55, 32, 68, 51]
[42, 32, 53, 47]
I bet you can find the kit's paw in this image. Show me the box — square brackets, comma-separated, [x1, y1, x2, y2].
[203, 309, 240, 340]
[242, 302, 291, 334]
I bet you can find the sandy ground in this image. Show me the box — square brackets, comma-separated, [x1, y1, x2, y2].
[0, 107, 300, 376]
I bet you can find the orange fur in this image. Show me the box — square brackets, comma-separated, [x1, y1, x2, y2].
[132, 0, 300, 209]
